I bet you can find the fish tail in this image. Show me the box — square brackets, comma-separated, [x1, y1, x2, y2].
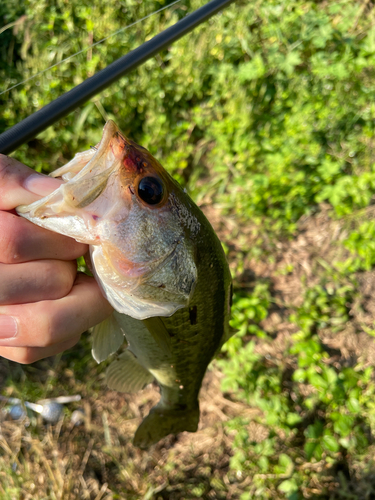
[133, 404, 200, 449]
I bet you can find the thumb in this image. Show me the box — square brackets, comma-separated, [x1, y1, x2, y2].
[0, 154, 63, 210]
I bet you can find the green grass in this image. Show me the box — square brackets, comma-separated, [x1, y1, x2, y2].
[3, 0, 375, 498]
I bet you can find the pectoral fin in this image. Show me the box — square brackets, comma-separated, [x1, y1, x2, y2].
[143, 317, 172, 355]
[105, 350, 154, 393]
[91, 313, 125, 363]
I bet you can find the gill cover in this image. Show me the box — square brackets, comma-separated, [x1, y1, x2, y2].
[17, 121, 198, 320]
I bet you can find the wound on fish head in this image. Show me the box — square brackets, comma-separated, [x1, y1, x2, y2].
[112, 128, 170, 212]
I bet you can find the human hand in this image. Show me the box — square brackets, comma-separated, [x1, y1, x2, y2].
[0, 155, 113, 364]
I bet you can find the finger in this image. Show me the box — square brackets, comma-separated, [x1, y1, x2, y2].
[0, 155, 63, 209]
[0, 155, 87, 258]
[0, 336, 81, 364]
[0, 260, 77, 305]
[0, 273, 113, 347]
[0, 211, 88, 263]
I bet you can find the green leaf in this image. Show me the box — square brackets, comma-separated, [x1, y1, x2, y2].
[278, 453, 294, 475]
[333, 415, 354, 437]
[286, 413, 302, 426]
[347, 397, 360, 414]
[322, 434, 340, 453]
[304, 442, 317, 461]
[278, 479, 298, 494]
[258, 456, 269, 472]
[313, 443, 323, 461]
[305, 422, 324, 439]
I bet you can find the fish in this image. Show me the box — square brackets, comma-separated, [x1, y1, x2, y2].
[16, 120, 232, 448]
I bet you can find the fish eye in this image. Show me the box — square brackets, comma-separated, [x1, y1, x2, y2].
[137, 176, 164, 205]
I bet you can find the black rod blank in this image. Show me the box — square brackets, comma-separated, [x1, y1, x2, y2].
[0, 0, 235, 155]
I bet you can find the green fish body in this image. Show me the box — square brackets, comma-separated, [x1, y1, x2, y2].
[17, 121, 232, 448]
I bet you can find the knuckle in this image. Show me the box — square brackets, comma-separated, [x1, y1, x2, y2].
[42, 260, 76, 299]
[41, 302, 73, 347]
[28, 302, 55, 347]
[41, 314, 55, 347]
[0, 156, 19, 204]
[25, 298, 77, 348]
[0, 156, 10, 188]
[11, 348, 39, 365]
[0, 213, 25, 263]
[55, 260, 77, 295]
[64, 335, 81, 351]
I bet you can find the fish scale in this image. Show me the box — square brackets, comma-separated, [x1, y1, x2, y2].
[17, 120, 232, 448]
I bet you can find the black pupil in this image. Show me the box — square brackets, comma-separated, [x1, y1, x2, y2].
[138, 176, 164, 205]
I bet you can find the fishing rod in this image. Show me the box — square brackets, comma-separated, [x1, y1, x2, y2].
[0, 0, 236, 155]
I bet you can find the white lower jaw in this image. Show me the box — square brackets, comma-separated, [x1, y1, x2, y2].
[90, 245, 187, 320]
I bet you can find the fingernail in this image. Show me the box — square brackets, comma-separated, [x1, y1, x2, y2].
[0, 316, 18, 339]
[24, 173, 62, 196]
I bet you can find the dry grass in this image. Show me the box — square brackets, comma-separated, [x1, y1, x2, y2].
[0, 364, 255, 500]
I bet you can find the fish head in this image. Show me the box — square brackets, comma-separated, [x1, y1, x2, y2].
[17, 121, 200, 319]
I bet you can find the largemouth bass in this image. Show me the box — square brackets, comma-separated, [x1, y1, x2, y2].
[17, 121, 232, 448]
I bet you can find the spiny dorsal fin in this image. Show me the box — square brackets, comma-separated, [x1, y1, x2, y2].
[91, 313, 125, 364]
[105, 350, 154, 393]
